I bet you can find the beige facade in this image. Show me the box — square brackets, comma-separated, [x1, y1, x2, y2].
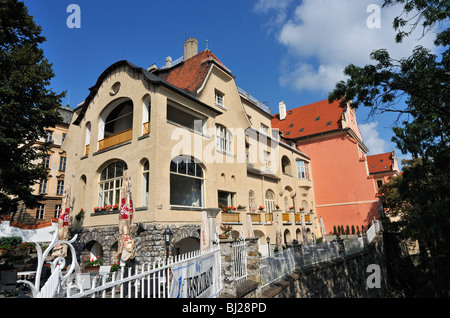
[13, 106, 73, 225]
[63, 40, 320, 257]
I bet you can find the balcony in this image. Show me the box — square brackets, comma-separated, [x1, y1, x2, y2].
[248, 213, 262, 224]
[98, 128, 132, 151]
[143, 121, 150, 135]
[222, 212, 241, 224]
[265, 213, 273, 224]
[282, 213, 291, 224]
[85, 144, 90, 156]
[294, 213, 312, 224]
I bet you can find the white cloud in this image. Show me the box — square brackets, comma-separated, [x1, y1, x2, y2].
[359, 122, 387, 155]
[256, 0, 437, 94]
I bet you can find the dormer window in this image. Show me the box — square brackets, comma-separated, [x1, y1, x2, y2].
[215, 90, 225, 108]
[315, 116, 320, 121]
[326, 121, 332, 126]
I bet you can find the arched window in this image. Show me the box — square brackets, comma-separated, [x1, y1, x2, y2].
[98, 98, 133, 151]
[170, 156, 204, 208]
[248, 190, 256, 213]
[98, 161, 127, 207]
[281, 156, 292, 175]
[142, 95, 150, 135]
[142, 160, 149, 206]
[216, 125, 233, 155]
[265, 189, 276, 213]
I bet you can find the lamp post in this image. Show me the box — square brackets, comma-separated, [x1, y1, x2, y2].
[164, 226, 173, 262]
[266, 236, 270, 258]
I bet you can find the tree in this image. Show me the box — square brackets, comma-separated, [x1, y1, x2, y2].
[0, 0, 63, 214]
[329, 0, 449, 296]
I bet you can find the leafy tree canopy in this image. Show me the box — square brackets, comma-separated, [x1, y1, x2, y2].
[329, 0, 449, 296]
[0, 0, 63, 213]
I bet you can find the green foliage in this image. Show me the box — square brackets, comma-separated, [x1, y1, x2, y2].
[0, 236, 22, 248]
[329, 0, 450, 296]
[0, 0, 64, 214]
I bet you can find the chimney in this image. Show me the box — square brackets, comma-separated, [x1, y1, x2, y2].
[184, 38, 198, 60]
[165, 56, 172, 68]
[279, 101, 286, 120]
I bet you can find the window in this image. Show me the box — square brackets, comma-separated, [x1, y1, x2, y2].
[54, 204, 61, 218]
[142, 160, 149, 206]
[215, 90, 224, 108]
[62, 133, 67, 143]
[248, 190, 256, 213]
[326, 121, 332, 126]
[377, 180, 383, 188]
[260, 123, 269, 135]
[289, 124, 294, 128]
[57, 180, 64, 195]
[167, 104, 205, 134]
[281, 156, 292, 175]
[43, 155, 51, 168]
[218, 191, 235, 208]
[265, 190, 276, 213]
[98, 161, 127, 207]
[315, 116, 320, 121]
[39, 179, 48, 194]
[45, 130, 53, 143]
[36, 204, 45, 220]
[263, 150, 271, 170]
[299, 128, 304, 132]
[59, 157, 66, 171]
[170, 156, 204, 208]
[297, 160, 310, 180]
[284, 196, 289, 212]
[216, 125, 233, 155]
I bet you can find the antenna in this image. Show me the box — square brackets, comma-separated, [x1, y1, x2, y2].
[206, 39, 208, 50]
[122, 48, 125, 60]
[67, 88, 71, 106]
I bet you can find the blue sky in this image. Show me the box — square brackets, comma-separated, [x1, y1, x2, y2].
[23, 0, 438, 166]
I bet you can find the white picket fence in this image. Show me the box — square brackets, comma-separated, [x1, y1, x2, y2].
[66, 247, 222, 298]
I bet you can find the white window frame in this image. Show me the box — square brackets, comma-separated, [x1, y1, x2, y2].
[57, 180, 64, 195]
[215, 90, 225, 108]
[216, 125, 233, 155]
[36, 204, 45, 220]
[170, 157, 204, 208]
[142, 160, 149, 206]
[265, 189, 276, 213]
[39, 179, 48, 194]
[297, 160, 310, 180]
[98, 161, 126, 207]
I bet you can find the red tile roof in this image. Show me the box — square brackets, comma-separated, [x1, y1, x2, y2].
[367, 152, 393, 174]
[271, 99, 345, 139]
[156, 50, 230, 95]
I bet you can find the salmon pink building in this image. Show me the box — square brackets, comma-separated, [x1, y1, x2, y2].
[272, 99, 380, 233]
[367, 151, 400, 190]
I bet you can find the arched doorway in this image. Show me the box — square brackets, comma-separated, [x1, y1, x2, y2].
[174, 237, 200, 256]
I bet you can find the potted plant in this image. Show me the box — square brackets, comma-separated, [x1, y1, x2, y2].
[258, 205, 265, 211]
[219, 224, 232, 239]
[289, 206, 295, 211]
[83, 255, 103, 272]
[274, 204, 280, 210]
[75, 208, 85, 221]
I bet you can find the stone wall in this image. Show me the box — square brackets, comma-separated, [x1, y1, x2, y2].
[71, 223, 201, 266]
[219, 238, 261, 298]
[260, 234, 389, 298]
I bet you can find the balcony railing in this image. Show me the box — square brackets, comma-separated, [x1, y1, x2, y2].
[222, 212, 240, 223]
[85, 144, 90, 156]
[248, 213, 261, 224]
[282, 213, 291, 224]
[143, 122, 150, 135]
[265, 213, 273, 223]
[98, 128, 132, 151]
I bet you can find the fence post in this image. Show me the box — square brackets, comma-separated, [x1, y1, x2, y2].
[205, 208, 220, 247]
